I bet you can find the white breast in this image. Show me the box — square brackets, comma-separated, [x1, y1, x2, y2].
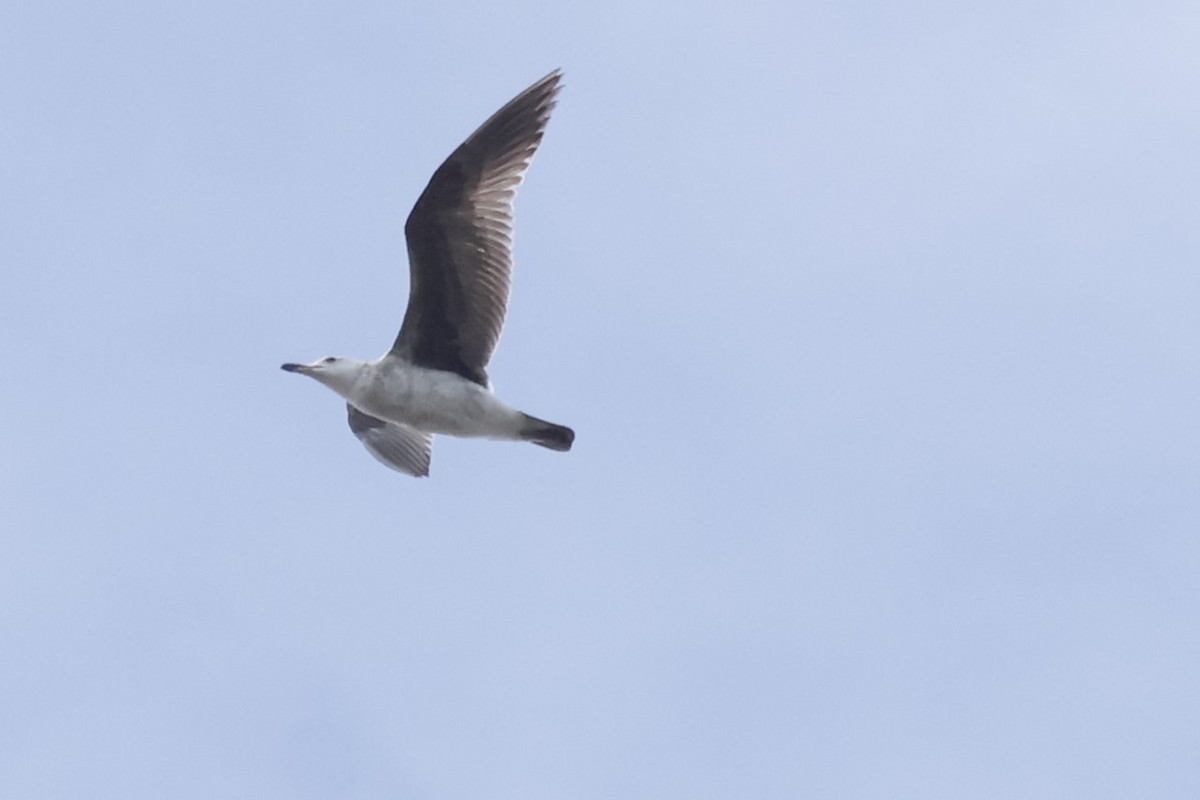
[353, 359, 525, 439]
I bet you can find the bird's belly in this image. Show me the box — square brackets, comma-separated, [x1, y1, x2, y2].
[359, 366, 523, 439]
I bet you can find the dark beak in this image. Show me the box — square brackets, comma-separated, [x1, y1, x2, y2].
[280, 363, 306, 373]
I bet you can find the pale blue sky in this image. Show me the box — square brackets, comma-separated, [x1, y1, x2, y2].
[3, 1, 1199, 798]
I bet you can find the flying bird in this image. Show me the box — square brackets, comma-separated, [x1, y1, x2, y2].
[282, 70, 573, 477]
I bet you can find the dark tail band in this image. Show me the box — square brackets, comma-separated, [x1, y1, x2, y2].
[521, 414, 574, 452]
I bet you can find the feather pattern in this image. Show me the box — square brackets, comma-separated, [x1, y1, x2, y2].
[347, 404, 433, 477]
[392, 70, 563, 386]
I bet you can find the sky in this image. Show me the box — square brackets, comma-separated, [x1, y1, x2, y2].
[2, 1, 1199, 798]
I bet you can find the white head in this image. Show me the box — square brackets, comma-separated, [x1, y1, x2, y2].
[280, 356, 365, 399]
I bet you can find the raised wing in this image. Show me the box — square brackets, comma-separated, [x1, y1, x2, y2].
[392, 70, 562, 386]
[347, 404, 433, 478]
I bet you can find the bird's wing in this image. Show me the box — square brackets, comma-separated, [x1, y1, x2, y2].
[391, 70, 562, 387]
[347, 404, 433, 478]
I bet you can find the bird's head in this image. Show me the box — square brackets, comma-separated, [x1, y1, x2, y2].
[280, 356, 363, 397]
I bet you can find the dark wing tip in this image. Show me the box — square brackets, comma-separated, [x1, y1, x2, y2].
[395, 70, 566, 376]
[459, 68, 563, 163]
[403, 68, 564, 239]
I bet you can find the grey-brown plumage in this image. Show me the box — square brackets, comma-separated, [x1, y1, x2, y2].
[281, 70, 573, 477]
[392, 69, 563, 387]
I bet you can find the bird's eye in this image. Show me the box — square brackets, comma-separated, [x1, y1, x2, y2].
[322, 357, 336, 364]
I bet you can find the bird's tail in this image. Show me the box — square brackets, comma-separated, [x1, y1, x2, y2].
[520, 413, 575, 452]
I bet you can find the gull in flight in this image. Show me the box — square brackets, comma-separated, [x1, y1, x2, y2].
[282, 70, 573, 477]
